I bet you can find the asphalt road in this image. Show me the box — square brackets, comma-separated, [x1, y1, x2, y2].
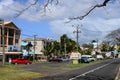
[20, 59, 120, 80]
[70, 59, 120, 80]
[34, 59, 120, 80]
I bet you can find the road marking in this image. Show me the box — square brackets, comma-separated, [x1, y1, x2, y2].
[69, 61, 114, 80]
[115, 65, 120, 80]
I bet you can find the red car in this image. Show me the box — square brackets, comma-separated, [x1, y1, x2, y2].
[48, 57, 62, 62]
[11, 58, 32, 65]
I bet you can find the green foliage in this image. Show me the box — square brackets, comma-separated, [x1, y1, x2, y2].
[81, 43, 93, 55]
[109, 46, 114, 51]
[60, 34, 81, 54]
[117, 46, 120, 52]
[45, 34, 82, 57]
[101, 42, 109, 51]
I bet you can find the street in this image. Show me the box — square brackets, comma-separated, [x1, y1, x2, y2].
[19, 59, 120, 80]
[69, 59, 119, 80]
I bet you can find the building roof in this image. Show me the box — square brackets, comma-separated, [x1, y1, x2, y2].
[4, 22, 11, 24]
[0, 21, 21, 30]
[22, 38, 55, 42]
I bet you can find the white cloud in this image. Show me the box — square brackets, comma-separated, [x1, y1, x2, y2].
[0, 0, 120, 44]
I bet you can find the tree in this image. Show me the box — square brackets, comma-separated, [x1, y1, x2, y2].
[44, 34, 81, 56]
[43, 39, 57, 57]
[82, 43, 93, 55]
[106, 28, 120, 45]
[60, 34, 81, 54]
[83, 43, 93, 49]
[69, 0, 111, 21]
[3, 0, 111, 20]
[11, 0, 59, 18]
[52, 41, 60, 56]
[101, 41, 109, 51]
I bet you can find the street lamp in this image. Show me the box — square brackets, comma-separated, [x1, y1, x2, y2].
[0, 18, 5, 65]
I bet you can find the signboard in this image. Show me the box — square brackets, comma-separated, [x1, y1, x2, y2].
[69, 52, 81, 59]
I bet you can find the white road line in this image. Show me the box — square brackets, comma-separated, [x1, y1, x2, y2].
[115, 65, 120, 80]
[69, 61, 114, 80]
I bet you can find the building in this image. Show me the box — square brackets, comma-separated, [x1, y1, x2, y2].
[0, 22, 22, 61]
[22, 38, 54, 54]
[22, 38, 44, 55]
[22, 38, 54, 60]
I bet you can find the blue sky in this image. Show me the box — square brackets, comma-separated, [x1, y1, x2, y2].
[13, 19, 54, 39]
[0, 0, 120, 44]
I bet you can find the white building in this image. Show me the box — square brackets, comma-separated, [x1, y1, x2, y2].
[22, 38, 54, 55]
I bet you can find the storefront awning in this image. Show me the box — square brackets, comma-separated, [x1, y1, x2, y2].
[21, 42, 29, 46]
[23, 51, 41, 56]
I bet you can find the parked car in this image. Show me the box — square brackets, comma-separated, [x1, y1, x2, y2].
[11, 58, 32, 65]
[89, 56, 96, 61]
[48, 57, 63, 62]
[96, 55, 104, 60]
[78, 57, 90, 63]
[59, 57, 71, 61]
[81, 55, 95, 62]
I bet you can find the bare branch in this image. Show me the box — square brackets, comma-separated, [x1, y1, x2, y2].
[69, 0, 110, 21]
[15, 0, 39, 18]
[43, 0, 59, 12]
[106, 28, 120, 44]
[14, 0, 59, 17]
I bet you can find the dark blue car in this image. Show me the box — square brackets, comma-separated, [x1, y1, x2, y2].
[78, 57, 90, 63]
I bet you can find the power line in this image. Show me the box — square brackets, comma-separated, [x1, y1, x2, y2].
[80, 26, 114, 33]
[21, 34, 33, 37]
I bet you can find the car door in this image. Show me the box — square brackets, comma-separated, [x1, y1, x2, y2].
[18, 59, 24, 64]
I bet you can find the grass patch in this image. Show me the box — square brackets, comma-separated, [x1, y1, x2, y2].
[0, 64, 44, 80]
[61, 60, 104, 70]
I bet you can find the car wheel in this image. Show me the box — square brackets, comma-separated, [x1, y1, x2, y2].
[15, 63, 18, 65]
[26, 62, 30, 65]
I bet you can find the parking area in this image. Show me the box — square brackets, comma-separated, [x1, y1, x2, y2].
[18, 61, 72, 76]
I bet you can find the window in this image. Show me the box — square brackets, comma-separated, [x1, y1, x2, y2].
[8, 38, 13, 45]
[15, 30, 20, 35]
[9, 29, 14, 36]
[15, 39, 18, 43]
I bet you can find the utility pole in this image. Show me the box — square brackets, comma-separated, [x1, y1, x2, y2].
[59, 39, 61, 54]
[64, 38, 66, 56]
[96, 39, 98, 52]
[73, 24, 81, 52]
[33, 35, 37, 61]
[0, 19, 5, 65]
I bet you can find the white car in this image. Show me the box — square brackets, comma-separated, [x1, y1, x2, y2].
[96, 55, 103, 60]
[81, 55, 95, 62]
[89, 57, 96, 61]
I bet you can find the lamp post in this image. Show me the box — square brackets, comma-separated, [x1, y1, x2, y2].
[0, 18, 5, 65]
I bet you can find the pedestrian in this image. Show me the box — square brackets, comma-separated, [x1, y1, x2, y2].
[9, 57, 11, 64]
